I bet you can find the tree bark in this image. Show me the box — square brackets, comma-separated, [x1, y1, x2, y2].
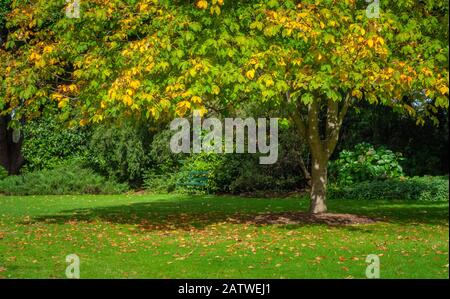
[295, 94, 351, 214]
[298, 154, 311, 187]
[309, 152, 328, 213]
[306, 100, 328, 213]
[0, 115, 24, 175]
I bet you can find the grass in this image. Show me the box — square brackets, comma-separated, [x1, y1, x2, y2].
[0, 194, 448, 279]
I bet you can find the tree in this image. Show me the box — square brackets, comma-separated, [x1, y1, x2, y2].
[1, 0, 448, 212]
[0, 0, 24, 174]
[238, 0, 449, 212]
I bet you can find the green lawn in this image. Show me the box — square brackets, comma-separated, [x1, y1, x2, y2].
[0, 194, 448, 278]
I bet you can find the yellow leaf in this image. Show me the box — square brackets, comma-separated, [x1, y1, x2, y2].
[130, 80, 141, 89]
[367, 39, 374, 48]
[43, 46, 54, 54]
[439, 86, 449, 95]
[191, 96, 202, 104]
[265, 78, 274, 87]
[79, 119, 88, 127]
[196, 106, 208, 117]
[108, 89, 117, 100]
[123, 95, 133, 106]
[58, 98, 69, 108]
[139, 3, 148, 11]
[159, 99, 171, 109]
[196, 0, 208, 9]
[176, 101, 191, 116]
[212, 86, 220, 95]
[51, 93, 63, 101]
[178, 100, 191, 109]
[404, 104, 416, 116]
[92, 114, 104, 122]
[246, 69, 255, 80]
[351, 89, 363, 99]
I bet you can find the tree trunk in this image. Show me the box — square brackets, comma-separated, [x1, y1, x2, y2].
[0, 115, 24, 175]
[292, 94, 351, 214]
[309, 153, 328, 213]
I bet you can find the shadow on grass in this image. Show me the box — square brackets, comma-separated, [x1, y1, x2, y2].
[327, 200, 449, 225]
[29, 195, 449, 230]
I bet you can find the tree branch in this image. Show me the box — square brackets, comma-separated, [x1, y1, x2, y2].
[307, 99, 325, 157]
[325, 93, 351, 158]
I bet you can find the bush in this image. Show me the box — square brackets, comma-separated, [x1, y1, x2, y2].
[329, 142, 405, 185]
[176, 152, 225, 194]
[0, 165, 8, 180]
[328, 176, 449, 201]
[89, 121, 150, 184]
[0, 163, 128, 195]
[142, 170, 177, 193]
[21, 116, 90, 172]
[143, 125, 309, 194]
[147, 128, 184, 175]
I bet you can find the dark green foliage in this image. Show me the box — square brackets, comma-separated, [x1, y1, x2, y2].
[142, 170, 177, 193]
[147, 128, 183, 175]
[0, 162, 128, 195]
[176, 152, 225, 194]
[329, 143, 405, 185]
[143, 126, 308, 194]
[338, 105, 448, 176]
[89, 121, 151, 184]
[0, 165, 7, 179]
[0, 0, 11, 29]
[21, 116, 90, 172]
[217, 126, 309, 194]
[329, 176, 449, 201]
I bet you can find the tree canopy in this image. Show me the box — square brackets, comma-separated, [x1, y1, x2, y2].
[1, 0, 448, 125]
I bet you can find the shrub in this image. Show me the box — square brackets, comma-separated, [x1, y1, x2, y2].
[0, 163, 128, 195]
[0, 165, 8, 180]
[328, 176, 449, 201]
[176, 152, 225, 194]
[148, 129, 184, 174]
[21, 116, 90, 172]
[89, 122, 150, 184]
[329, 142, 405, 185]
[142, 170, 177, 193]
[143, 125, 309, 194]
